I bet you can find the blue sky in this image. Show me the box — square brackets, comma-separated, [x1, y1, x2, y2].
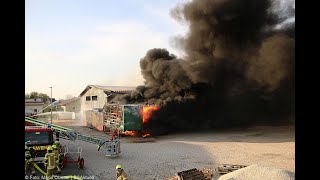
[26, 0, 188, 99]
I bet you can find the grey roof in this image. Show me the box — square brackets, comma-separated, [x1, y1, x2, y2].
[59, 97, 80, 106]
[25, 98, 44, 103]
[25, 102, 44, 106]
[80, 85, 136, 96]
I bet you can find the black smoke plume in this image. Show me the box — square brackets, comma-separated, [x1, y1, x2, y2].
[112, 0, 295, 135]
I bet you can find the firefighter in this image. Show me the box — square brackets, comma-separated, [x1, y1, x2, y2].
[25, 144, 36, 158]
[25, 145, 29, 152]
[116, 165, 128, 180]
[29, 147, 36, 158]
[53, 139, 64, 167]
[51, 144, 61, 174]
[55, 131, 60, 139]
[44, 146, 56, 180]
[54, 139, 63, 153]
[25, 145, 36, 175]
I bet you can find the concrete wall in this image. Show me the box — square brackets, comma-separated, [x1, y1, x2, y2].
[35, 111, 75, 120]
[57, 112, 75, 120]
[25, 105, 43, 114]
[61, 106, 66, 112]
[84, 110, 104, 132]
[80, 87, 107, 111]
[75, 112, 82, 120]
[65, 99, 81, 113]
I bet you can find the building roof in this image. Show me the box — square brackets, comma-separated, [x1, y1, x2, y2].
[25, 99, 44, 106]
[25, 102, 44, 106]
[79, 85, 136, 96]
[59, 97, 80, 106]
[25, 98, 56, 104]
[25, 98, 44, 103]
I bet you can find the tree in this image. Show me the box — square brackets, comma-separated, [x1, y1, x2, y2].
[25, 91, 50, 102]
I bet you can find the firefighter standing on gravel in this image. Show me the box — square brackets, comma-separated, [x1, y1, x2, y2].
[25, 145, 36, 175]
[44, 146, 56, 180]
[53, 139, 64, 168]
[52, 144, 61, 174]
[116, 165, 128, 180]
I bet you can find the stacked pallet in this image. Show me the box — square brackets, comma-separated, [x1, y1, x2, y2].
[176, 168, 206, 180]
[217, 164, 247, 175]
[200, 167, 215, 180]
[164, 165, 247, 180]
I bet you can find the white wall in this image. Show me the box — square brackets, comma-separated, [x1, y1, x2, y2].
[35, 111, 75, 120]
[25, 105, 43, 113]
[80, 87, 107, 111]
[58, 112, 75, 120]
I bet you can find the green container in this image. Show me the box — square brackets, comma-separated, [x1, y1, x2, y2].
[120, 105, 143, 131]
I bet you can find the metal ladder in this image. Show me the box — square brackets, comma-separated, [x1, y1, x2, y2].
[25, 117, 119, 155]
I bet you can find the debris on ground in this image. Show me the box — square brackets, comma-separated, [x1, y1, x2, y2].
[165, 164, 247, 180]
[218, 164, 295, 180]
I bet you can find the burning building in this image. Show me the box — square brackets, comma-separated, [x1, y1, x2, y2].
[104, 104, 159, 137]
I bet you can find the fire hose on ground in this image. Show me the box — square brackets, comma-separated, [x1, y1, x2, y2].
[32, 162, 47, 176]
[31, 162, 83, 180]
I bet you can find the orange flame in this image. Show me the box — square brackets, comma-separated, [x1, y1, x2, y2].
[142, 133, 151, 138]
[142, 106, 159, 137]
[142, 106, 160, 125]
[119, 106, 160, 137]
[121, 131, 139, 136]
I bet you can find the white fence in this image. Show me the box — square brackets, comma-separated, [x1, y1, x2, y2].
[34, 111, 75, 120]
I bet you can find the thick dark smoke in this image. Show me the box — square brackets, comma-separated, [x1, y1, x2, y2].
[128, 49, 196, 105]
[112, 0, 295, 135]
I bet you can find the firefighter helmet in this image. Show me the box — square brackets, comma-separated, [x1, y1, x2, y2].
[54, 140, 60, 145]
[47, 146, 53, 151]
[25, 151, 32, 159]
[116, 165, 122, 169]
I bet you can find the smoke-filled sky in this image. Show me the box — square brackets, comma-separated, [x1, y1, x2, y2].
[25, 0, 188, 99]
[113, 0, 295, 135]
[26, 0, 294, 101]
[117, 0, 295, 104]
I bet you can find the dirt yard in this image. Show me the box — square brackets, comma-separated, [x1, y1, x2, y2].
[53, 119, 294, 180]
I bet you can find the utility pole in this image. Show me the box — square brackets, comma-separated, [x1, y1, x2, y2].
[50, 87, 52, 124]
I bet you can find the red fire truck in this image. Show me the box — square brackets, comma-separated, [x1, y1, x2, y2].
[25, 126, 54, 163]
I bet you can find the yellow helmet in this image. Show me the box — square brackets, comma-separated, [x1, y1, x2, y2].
[52, 144, 57, 149]
[25, 151, 31, 158]
[116, 165, 122, 169]
[54, 140, 60, 145]
[25, 145, 29, 150]
[47, 146, 53, 151]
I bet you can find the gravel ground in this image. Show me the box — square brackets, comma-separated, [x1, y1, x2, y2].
[53, 120, 295, 180]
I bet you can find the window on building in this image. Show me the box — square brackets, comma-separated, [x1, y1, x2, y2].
[92, 96, 98, 101]
[34, 109, 37, 113]
[86, 96, 91, 101]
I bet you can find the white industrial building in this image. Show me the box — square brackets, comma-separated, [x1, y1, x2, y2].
[25, 98, 45, 116]
[79, 85, 135, 111]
